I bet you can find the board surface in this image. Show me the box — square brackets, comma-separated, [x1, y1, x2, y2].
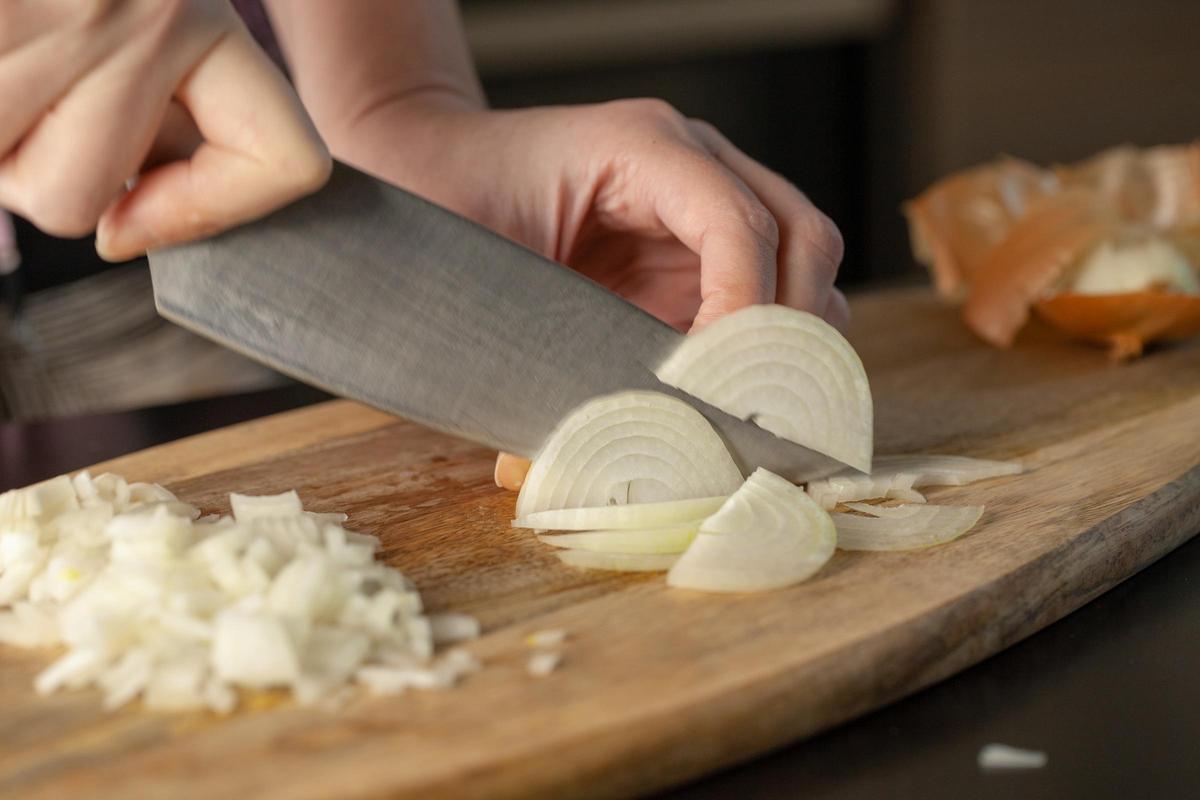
[2, 287, 1198, 799]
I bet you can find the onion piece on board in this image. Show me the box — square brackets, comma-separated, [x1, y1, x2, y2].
[538, 523, 700, 555]
[555, 550, 680, 573]
[833, 504, 984, 551]
[515, 391, 743, 519]
[513, 495, 726, 532]
[654, 305, 873, 473]
[667, 468, 836, 593]
[806, 454, 1021, 510]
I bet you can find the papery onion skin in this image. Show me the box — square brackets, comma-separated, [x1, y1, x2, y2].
[1034, 290, 1200, 360]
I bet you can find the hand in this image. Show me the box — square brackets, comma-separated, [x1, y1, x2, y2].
[342, 97, 847, 334]
[0, 0, 331, 261]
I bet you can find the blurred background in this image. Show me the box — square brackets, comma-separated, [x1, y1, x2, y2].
[3, 0, 1199, 421]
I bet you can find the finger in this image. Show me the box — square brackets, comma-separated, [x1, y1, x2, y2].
[96, 25, 330, 261]
[688, 120, 844, 320]
[643, 146, 778, 331]
[142, 101, 203, 171]
[823, 288, 851, 333]
[0, 34, 184, 239]
[494, 452, 532, 491]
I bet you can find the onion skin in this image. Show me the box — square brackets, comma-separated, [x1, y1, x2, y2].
[1033, 291, 1200, 360]
[962, 190, 1113, 348]
[494, 453, 532, 492]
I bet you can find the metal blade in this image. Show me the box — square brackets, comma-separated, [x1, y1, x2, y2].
[148, 162, 844, 482]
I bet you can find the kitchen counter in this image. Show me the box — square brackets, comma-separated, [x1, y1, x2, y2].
[3, 382, 1196, 798]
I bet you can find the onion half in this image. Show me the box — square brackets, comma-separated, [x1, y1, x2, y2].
[833, 504, 984, 550]
[654, 305, 873, 473]
[667, 468, 836, 592]
[515, 391, 743, 518]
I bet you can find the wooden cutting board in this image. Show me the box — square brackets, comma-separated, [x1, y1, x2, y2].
[2, 287, 1199, 799]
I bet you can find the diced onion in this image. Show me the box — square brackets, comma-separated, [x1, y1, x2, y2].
[654, 305, 873, 473]
[538, 523, 699, 555]
[832, 504, 984, 550]
[555, 550, 680, 572]
[667, 468, 836, 592]
[527, 650, 563, 677]
[0, 473, 481, 712]
[512, 495, 727, 532]
[977, 743, 1048, 770]
[807, 454, 1021, 509]
[515, 391, 744, 518]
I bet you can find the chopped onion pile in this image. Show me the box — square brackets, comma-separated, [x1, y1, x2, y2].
[807, 454, 1022, 509]
[0, 473, 480, 712]
[515, 391, 744, 519]
[655, 304, 874, 473]
[833, 504, 984, 551]
[667, 469, 836, 592]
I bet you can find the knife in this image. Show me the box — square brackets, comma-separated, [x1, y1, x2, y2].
[147, 162, 844, 482]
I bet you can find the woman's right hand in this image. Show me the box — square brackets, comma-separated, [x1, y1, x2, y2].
[0, 0, 331, 262]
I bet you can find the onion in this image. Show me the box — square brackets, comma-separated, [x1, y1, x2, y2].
[654, 305, 873, 473]
[806, 454, 1021, 509]
[0, 472, 482, 712]
[667, 468, 836, 592]
[538, 523, 699, 555]
[527, 650, 563, 677]
[978, 743, 1048, 770]
[555, 550, 680, 572]
[512, 495, 726, 532]
[832, 504, 984, 550]
[515, 391, 744, 518]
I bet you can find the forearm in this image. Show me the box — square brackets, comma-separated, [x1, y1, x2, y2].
[264, 0, 484, 154]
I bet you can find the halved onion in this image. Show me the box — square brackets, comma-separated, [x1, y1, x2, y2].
[538, 523, 699, 555]
[513, 495, 726, 532]
[667, 468, 836, 593]
[654, 305, 873, 473]
[806, 454, 1021, 510]
[833, 504, 984, 550]
[555, 550, 680, 572]
[515, 391, 743, 519]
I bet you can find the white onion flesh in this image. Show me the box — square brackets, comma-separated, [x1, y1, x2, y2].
[0, 472, 481, 712]
[538, 523, 699, 555]
[832, 504, 984, 550]
[978, 743, 1048, 770]
[527, 650, 563, 677]
[655, 305, 873, 473]
[555, 550, 680, 572]
[512, 495, 726, 532]
[667, 468, 836, 592]
[515, 391, 744, 519]
[807, 454, 1022, 510]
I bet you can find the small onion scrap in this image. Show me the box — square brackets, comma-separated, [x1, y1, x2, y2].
[667, 469, 836, 593]
[555, 550, 680, 573]
[807, 454, 1022, 510]
[654, 305, 873, 473]
[538, 523, 699, 555]
[515, 390, 744, 519]
[833, 504, 984, 551]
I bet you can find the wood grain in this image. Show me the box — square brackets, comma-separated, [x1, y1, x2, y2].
[2, 287, 1198, 800]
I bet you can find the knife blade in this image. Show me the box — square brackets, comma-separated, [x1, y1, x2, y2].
[147, 162, 845, 482]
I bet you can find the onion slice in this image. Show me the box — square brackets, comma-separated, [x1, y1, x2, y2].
[555, 550, 680, 572]
[515, 391, 743, 518]
[654, 305, 873, 473]
[538, 524, 699, 555]
[807, 454, 1021, 509]
[667, 468, 836, 593]
[513, 495, 726, 532]
[833, 504, 984, 550]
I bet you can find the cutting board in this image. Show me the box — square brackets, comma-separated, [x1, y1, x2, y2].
[2, 287, 1198, 799]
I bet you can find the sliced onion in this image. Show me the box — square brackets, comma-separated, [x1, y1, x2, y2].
[807, 454, 1021, 509]
[515, 390, 744, 518]
[555, 550, 680, 572]
[513, 495, 726, 531]
[654, 305, 873, 473]
[667, 468, 836, 592]
[832, 504, 984, 550]
[538, 523, 699, 555]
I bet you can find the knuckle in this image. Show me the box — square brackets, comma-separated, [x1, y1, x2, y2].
[605, 97, 684, 128]
[738, 201, 780, 250]
[803, 211, 844, 271]
[283, 142, 333, 195]
[78, 0, 120, 28]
